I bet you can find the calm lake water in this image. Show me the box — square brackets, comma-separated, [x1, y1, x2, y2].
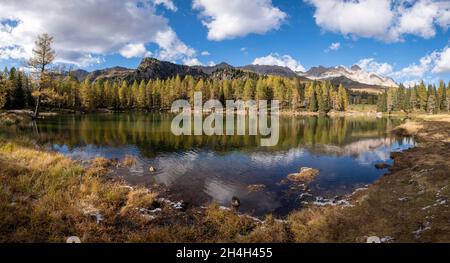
[2, 113, 415, 216]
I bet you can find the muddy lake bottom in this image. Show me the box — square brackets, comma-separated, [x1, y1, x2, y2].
[1, 113, 416, 217]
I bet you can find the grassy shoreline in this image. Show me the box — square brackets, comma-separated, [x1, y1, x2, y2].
[0, 115, 449, 243]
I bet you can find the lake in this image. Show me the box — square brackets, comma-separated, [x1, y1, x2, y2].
[2, 113, 415, 216]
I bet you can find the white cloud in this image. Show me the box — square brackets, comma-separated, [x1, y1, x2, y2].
[192, 0, 287, 41]
[403, 79, 422, 88]
[56, 52, 104, 68]
[394, 52, 438, 79]
[119, 43, 151, 59]
[0, 45, 28, 60]
[154, 0, 177, 11]
[325, 42, 341, 52]
[201, 51, 210, 56]
[306, 0, 450, 42]
[358, 46, 450, 84]
[183, 57, 203, 66]
[354, 45, 450, 84]
[357, 58, 393, 76]
[240, 47, 249, 56]
[0, 0, 197, 67]
[432, 46, 450, 73]
[306, 0, 393, 40]
[252, 53, 306, 72]
[389, 0, 439, 40]
[155, 29, 196, 61]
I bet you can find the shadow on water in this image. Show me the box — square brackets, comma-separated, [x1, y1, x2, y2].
[1, 113, 415, 216]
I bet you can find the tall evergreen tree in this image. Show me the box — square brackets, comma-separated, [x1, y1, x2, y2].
[309, 89, 318, 112]
[28, 33, 55, 117]
[337, 84, 348, 111]
[137, 80, 147, 109]
[437, 80, 446, 112]
[417, 81, 428, 111]
[243, 79, 255, 100]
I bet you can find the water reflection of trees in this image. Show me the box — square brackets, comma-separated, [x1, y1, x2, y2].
[2, 114, 405, 158]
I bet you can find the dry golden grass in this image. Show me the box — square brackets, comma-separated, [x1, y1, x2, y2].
[120, 188, 157, 216]
[392, 121, 424, 137]
[285, 119, 450, 243]
[0, 140, 286, 243]
[0, 140, 160, 242]
[121, 155, 137, 167]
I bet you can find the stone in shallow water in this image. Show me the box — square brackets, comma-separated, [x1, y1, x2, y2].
[247, 184, 266, 192]
[231, 196, 241, 209]
[288, 167, 320, 182]
[374, 163, 391, 170]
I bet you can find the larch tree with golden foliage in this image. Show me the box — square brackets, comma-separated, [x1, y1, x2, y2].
[28, 33, 55, 118]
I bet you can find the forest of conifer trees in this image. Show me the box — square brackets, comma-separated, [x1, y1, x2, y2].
[377, 80, 450, 114]
[1, 66, 449, 114]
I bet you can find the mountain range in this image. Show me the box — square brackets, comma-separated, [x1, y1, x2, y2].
[72, 58, 398, 94]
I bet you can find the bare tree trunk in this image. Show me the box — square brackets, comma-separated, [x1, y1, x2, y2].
[33, 92, 41, 119]
[33, 69, 45, 119]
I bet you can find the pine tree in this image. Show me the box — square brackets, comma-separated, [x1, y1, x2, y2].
[309, 89, 318, 112]
[11, 69, 26, 109]
[146, 80, 153, 109]
[233, 79, 244, 100]
[410, 86, 418, 111]
[290, 80, 301, 110]
[397, 84, 406, 111]
[404, 88, 412, 113]
[152, 79, 161, 109]
[193, 79, 205, 103]
[377, 92, 387, 112]
[104, 81, 113, 109]
[222, 80, 233, 101]
[243, 79, 255, 100]
[417, 81, 428, 111]
[94, 81, 105, 108]
[317, 81, 331, 113]
[0, 74, 9, 109]
[304, 82, 315, 109]
[80, 79, 94, 111]
[137, 80, 147, 109]
[112, 82, 120, 110]
[272, 77, 286, 105]
[28, 33, 55, 117]
[337, 84, 348, 111]
[119, 81, 128, 109]
[437, 80, 446, 112]
[427, 91, 437, 114]
[386, 87, 397, 113]
[130, 81, 138, 108]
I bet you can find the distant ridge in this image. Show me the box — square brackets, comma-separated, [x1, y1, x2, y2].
[299, 65, 398, 88]
[71, 57, 398, 94]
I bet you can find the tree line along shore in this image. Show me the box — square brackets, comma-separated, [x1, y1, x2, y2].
[2, 64, 450, 115]
[1, 34, 449, 117]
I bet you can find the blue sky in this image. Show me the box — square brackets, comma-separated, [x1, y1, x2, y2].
[1, 0, 450, 85]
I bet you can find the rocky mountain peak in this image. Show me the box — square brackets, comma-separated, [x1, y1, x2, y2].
[351, 65, 362, 71]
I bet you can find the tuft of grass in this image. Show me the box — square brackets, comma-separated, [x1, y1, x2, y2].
[121, 155, 137, 167]
[120, 188, 157, 216]
[202, 203, 257, 242]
